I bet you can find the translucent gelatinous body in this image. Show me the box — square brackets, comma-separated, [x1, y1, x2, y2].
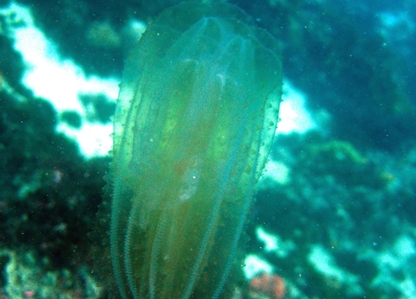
[110, 2, 282, 299]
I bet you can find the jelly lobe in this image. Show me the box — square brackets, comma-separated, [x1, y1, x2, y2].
[110, 2, 282, 299]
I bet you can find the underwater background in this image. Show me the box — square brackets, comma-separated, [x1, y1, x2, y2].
[0, 0, 415, 298]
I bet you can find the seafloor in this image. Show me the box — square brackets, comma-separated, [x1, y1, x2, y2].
[0, 0, 415, 298]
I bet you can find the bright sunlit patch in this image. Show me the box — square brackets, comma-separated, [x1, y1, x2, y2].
[378, 11, 414, 30]
[259, 159, 290, 189]
[243, 254, 274, 280]
[256, 227, 295, 258]
[2, 3, 316, 157]
[1, 3, 119, 158]
[372, 235, 416, 298]
[257, 227, 278, 252]
[277, 80, 317, 134]
[59, 122, 114, 157]
[308, 244, 362, 296]
[377, 10, 414, 63]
